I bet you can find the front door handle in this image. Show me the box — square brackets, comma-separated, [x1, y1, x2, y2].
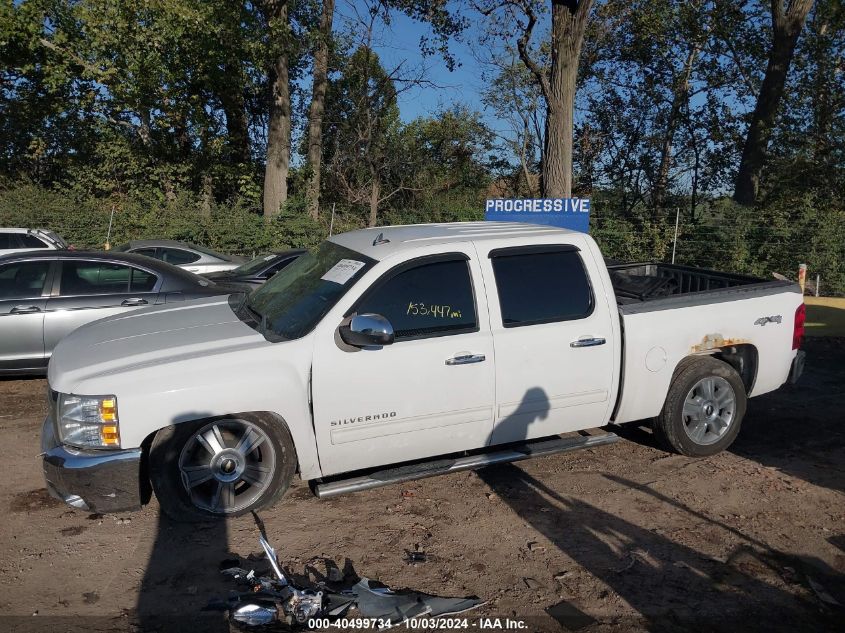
[10, 305, 41, 314]
[570, 337, 606, 348]
[121, 298, 148, 306]
[446, 353, 486, 366]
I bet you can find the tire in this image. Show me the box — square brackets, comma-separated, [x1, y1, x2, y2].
[149, 413, 297, 522]
[653, 356, 747, 457]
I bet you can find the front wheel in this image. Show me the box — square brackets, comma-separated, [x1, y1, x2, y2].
[653, 356, 747, 457]
[149, 413, 296, 521]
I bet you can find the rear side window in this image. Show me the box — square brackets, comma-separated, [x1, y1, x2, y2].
[356, 258, 477, 340]
[161, 248, 201, 265]
[133, 248, 159, 259]
[0, 261, 50, 299]
[60, 261, 133, 295]
[130, 268, 158, 292]
[491, 248, 593, 327]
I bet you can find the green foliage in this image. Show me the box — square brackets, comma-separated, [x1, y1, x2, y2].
[0, 183, 328, 255]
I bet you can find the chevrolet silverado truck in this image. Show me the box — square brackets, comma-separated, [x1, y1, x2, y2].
[41, 222, 805, 521]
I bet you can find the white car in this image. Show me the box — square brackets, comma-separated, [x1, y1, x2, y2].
[42, 222, 805, 520]
[0, 228, 67, 255]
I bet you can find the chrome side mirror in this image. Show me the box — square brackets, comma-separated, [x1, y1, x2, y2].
[339, 313, 395, 347]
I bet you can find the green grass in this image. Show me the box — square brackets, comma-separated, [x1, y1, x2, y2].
[804, 296, 845, 337]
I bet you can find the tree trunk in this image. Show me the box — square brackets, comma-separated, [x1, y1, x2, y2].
[733, 0, 814, 206]
[219, 64, 250, 164]
[368, 174, 380, 228]
[653, 43, 700, 215]
[200, 173, 213, 216]
[542, 0, 593, 198]
[305, 0, 335, 220]
[263, 0, 291, 220]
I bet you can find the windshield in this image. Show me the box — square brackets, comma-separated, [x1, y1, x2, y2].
[232, 253, 278, 276]
[244, 241, 375, 341]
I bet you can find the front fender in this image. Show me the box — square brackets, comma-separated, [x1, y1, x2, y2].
[73, 341, 322, 480]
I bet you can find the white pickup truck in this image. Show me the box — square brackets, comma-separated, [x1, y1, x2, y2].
[41, 222, 805, 520]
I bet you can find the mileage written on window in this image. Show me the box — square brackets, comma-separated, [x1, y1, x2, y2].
[406, 302, 463, 319]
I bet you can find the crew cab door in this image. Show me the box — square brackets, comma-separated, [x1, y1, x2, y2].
[478, 241, 617, 444]
[311, 248, 495, 476]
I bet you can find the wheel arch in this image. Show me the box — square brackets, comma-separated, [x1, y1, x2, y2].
[672, 343, 758, 395]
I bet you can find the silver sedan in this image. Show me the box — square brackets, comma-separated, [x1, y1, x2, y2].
[114, 239, 247, 274]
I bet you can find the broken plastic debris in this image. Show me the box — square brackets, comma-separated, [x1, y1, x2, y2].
[353, 578, 482, 623]
[211, 522, 483, 628]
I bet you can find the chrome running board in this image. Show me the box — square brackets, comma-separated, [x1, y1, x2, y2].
[313, 433, 618, 499]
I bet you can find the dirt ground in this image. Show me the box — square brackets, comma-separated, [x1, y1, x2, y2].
[1, 339, 843, 633]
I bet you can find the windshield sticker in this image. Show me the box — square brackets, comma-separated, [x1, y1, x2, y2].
[321, 259, 366, 285]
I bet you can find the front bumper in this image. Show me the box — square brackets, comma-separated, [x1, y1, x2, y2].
[41, 416, 143, 513]
[788, 349, 806, 384]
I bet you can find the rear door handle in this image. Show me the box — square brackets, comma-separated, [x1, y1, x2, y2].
[10, 305, 41, 314]
[570, 337, 606, 348]
[121, 298, 148, 306]
[446, 353, 486, 366]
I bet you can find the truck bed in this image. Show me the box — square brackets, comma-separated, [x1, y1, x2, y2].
[608, 262, 795, 312]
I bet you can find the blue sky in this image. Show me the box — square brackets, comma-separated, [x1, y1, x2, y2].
[333, 1, 515, 132]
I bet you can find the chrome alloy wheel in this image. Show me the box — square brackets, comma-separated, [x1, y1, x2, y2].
[178, 419, 276, 514]
[681, 376, 737, 446]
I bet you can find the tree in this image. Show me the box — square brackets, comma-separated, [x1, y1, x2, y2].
[733, 0, 815, 206]
[323, 46, 402, 227]
[261, 0, 292, 220]
[476, 0, 594, 198]
[304, 0, 335, 220]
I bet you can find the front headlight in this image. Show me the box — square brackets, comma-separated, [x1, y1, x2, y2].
[57, 394, 120, 448]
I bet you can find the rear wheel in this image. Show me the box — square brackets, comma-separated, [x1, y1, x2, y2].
[149, 413, 296, 521]
[653, 356, 747, 457]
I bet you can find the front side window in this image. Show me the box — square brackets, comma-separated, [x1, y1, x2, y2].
[0, 261, 50, 299]
[60, 261, 133, 295]
[491, 248, 593, 327]
[161, 248, 201, 265]
[245, 241, 374, 341]
[356, 258, 477, 340]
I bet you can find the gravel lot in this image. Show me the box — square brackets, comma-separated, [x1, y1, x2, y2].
[1, 338, 843, 632]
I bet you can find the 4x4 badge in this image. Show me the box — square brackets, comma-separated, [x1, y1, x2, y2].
[754, 315, 782, 326]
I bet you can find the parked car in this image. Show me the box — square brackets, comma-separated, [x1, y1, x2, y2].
[0, 250, 245, 375]
[202, 249, 306, 288]
[114, 239, 247, 274]
[42, 222, 804, 520]
[0, 228, 68, 255]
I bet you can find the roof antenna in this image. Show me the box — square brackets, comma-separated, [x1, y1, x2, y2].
[372, 232, 390, 246]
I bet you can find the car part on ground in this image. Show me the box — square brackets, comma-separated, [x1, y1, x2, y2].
[211, 523, 484, 628]
[114, 239, 247, 274]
